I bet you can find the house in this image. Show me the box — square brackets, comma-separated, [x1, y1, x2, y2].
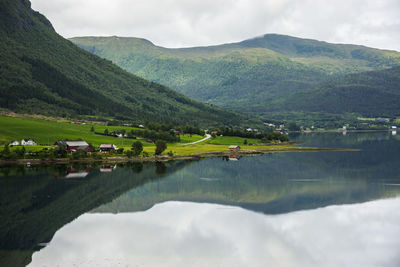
[229, 145, 241, 151]
[54, 140, 91, 153]
[99, 144, 117, 153]
[21, 139, 37, 146]
[246, 128, 253, 132]
[9, 140, 20, 146]
[211, 131, 218, 136]
[138, 124, 144, 128]
[391, 126, 397, 129]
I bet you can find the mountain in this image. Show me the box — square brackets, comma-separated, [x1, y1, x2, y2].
[267, 66, 400, 117]
[70, 34, 400, 117]
[0, 0, 251, 127]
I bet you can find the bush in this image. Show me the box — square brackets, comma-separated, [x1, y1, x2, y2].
[126, 150, 134, 158]
[71, 150, 87, 160]
[91, 152, 102, 159]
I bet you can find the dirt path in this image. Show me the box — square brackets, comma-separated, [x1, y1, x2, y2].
[183, 134, 211, 146]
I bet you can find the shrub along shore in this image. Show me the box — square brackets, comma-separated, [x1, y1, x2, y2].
[0, 145, 358, 165]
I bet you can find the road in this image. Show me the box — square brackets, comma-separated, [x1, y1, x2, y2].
[183, 134, 211, 146]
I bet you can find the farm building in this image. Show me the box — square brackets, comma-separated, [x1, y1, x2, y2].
[54, 140, 91, 153]
[99, 144, 117, 153]
[228, 145, 241, 151]
[9, 140, 20, 146]
[21, 139, 37, 146]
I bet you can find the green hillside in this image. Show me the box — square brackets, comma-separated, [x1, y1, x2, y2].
[70, 34, 400, 115]
[267, 66, 400, 117]
[0, 0, 250, 127]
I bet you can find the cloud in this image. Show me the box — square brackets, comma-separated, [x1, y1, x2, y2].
[30, 0, 400, 51]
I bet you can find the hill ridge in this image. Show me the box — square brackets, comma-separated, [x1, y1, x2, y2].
[71, 33, 400, 120]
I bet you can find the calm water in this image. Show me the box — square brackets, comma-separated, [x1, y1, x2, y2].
[1, 132, 400, 267]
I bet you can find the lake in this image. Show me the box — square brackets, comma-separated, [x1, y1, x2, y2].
[1, 132, 399, 267]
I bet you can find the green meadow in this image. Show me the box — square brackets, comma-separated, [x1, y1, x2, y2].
[208, 136, 260, 145]
[0, 116, 203, 150]
[0, 115, 295, 157]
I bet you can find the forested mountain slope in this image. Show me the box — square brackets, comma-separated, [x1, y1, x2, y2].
[266, 66, 400, 117]
[71, 34, 400, 114]
[0, 0, 249, 127]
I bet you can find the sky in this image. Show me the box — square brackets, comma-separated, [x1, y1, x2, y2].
[30, 0, 400, 51]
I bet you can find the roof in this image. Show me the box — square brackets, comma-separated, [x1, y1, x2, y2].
[229, 145, 240, 149]
[100, 144, 114, 148]
[64, 141, 89, 147]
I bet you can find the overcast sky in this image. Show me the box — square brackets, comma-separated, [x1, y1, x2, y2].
[30, 0, 400, 51]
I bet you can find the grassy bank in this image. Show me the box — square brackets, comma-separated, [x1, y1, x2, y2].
[0, 115, 299, 161]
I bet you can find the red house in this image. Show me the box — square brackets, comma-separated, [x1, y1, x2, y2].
[54, 141, 92, 153]
[228, 145, 241, 151]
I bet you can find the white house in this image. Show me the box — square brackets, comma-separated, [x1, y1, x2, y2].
[99, 144, 118, 153]
[9, 140, 20, 146]
[21, 139, 37, 146]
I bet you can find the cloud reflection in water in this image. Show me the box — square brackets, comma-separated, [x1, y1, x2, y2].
[30, 197, 400, 267]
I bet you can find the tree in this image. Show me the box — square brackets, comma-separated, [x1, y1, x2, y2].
[3, 144, 10, 155]
[243, 139, 248, 145]
[90, 126, 95, 132]
[1, 144, 11, 160]
[104, 128, 109, 135]
[155, 140, 167, 155]
[131, 141, 143, 156]
[288, 123, 300, 132]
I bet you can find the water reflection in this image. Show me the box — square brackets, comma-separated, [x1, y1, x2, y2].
[0, 161, 181, 267]
[29, 199, 400, 267]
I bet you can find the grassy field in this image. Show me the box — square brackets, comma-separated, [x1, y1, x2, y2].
[0, 116, 203, 150]
[0, 115, 294, 157]
[208, 136, 260, 145]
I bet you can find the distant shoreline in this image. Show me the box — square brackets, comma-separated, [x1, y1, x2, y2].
[0, 147, 359, 165]
[298, 129, 395, 133]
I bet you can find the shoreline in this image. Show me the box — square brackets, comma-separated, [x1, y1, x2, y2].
[299, 129, 395, 133]
[0, 147, 359, 165]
